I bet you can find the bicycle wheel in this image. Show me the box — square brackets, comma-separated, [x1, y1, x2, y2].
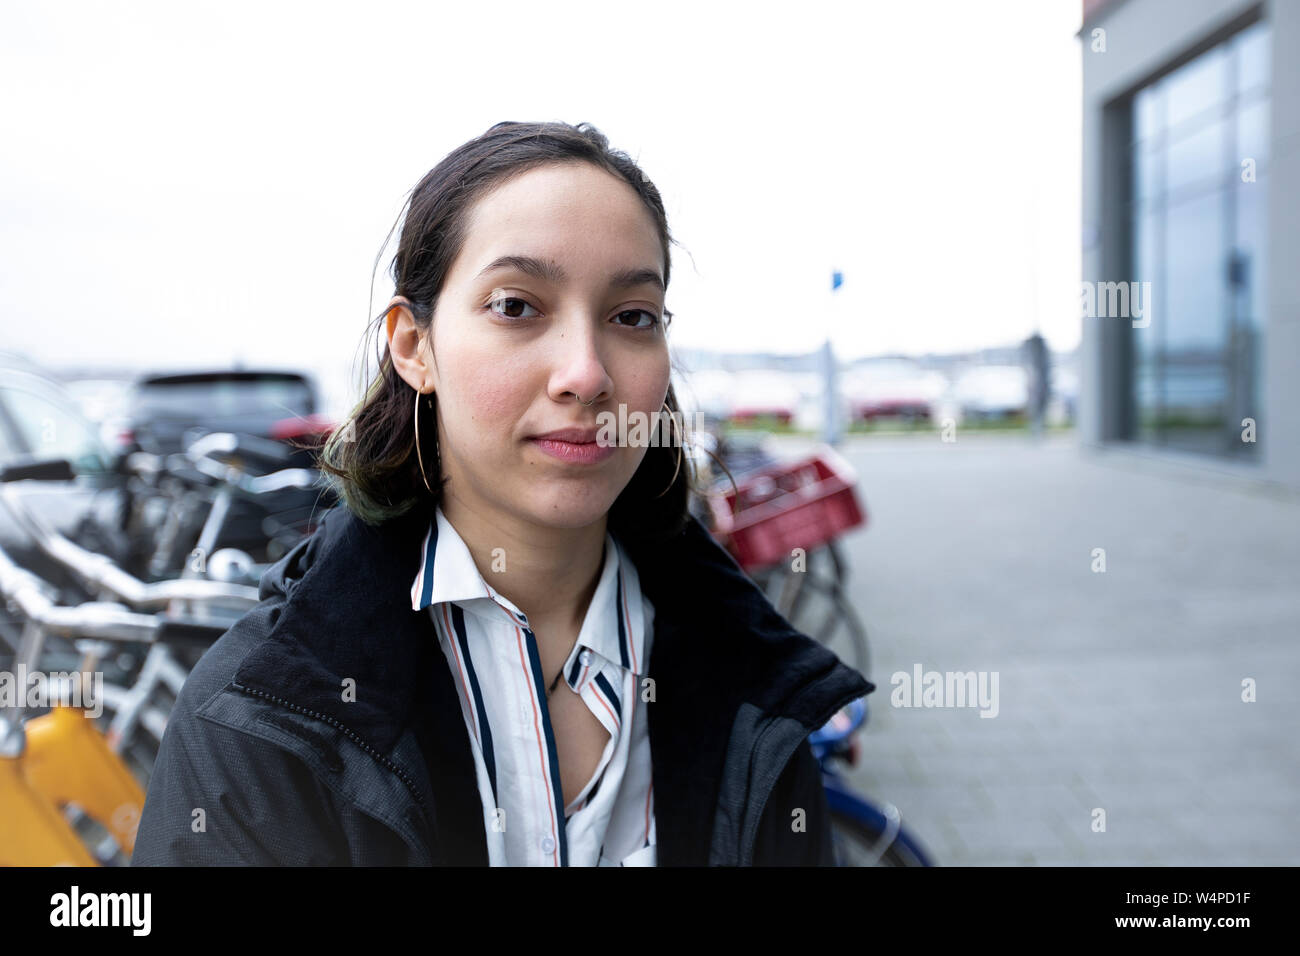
[829, 808, 929, 867]
[758, 547, 870, 678]
[749, 560, 812, 621]
[806, 578, 871, 680]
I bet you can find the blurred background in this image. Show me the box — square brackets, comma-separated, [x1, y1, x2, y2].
[0, 0, 1295, 866]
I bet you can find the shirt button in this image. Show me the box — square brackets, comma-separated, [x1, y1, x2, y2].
[580, 650, 593, 667]
[541, 836, 555, 854]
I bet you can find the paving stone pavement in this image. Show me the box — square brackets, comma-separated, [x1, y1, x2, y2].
[765, 430, 1300, 866]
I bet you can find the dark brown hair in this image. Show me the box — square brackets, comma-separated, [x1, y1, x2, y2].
[316, 120, 696, 544]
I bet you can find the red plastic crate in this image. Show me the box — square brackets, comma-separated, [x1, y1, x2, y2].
[707, 445, 867, 571]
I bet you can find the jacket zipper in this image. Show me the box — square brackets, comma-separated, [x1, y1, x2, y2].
[228, 680, 435, 848]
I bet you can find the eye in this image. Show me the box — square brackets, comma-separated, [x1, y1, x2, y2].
[487, 296, 540, 320]
[612, 309, 660, 329]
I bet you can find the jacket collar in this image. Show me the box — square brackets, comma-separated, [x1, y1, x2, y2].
[232, 499, 873, 864]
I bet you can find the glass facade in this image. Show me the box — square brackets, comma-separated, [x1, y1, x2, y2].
[1127, 19, 1270, 459]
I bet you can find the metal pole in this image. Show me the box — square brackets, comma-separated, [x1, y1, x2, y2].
[823, 269, 844, 446]
[821, 337, 841, 446]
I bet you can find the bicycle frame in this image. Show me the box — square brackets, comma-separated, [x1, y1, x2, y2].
[0, 734, 98, 866]
[16, 703, 146, 859]
[102, 640, 188, 752]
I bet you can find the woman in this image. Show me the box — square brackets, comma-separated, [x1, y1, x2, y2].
[132, 121, 874, 866]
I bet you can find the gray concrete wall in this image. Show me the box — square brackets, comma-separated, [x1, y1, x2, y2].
[1263, 0, 1300, 489]
[1080, 0, 1300, 489]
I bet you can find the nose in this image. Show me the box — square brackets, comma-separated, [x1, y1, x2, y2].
[547, 318, 614, 407]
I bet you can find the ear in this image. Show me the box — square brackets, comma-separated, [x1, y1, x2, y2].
[386, 296, 434, 393]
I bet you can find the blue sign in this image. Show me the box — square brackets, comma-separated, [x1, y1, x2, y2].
[832, 270, 843, 291]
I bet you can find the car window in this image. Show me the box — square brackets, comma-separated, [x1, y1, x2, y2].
[0, 409, 21, 462]
[0, 382, 112, 473]
[130, 376, 315, 420]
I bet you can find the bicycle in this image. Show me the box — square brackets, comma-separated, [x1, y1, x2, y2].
[0, 456, 261, 784]
[694, 425, 932, 866]
[0, 537, 226, 865]
[699, 437, 871, 679]
[811, 697, 935, 866]
[0, 440, 329, 804]
[119, 429, 330, 583]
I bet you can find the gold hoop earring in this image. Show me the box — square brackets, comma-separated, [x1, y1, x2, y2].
[653, 399, 685, 499]
[414, 387, 435, 495]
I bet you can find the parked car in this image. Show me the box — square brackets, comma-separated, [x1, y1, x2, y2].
[842, 359, 946, 424]
[0, 361, 130, 614]
[119, 369, 335, 573]
[124, 369, 327, 455]
[948, 365, 1030, 421]
[725, 371, 801, 426]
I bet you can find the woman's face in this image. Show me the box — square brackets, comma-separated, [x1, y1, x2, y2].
[394, 161, 671, 532]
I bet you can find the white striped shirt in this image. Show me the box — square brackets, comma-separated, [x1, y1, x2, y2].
[410, 505, 657, 866]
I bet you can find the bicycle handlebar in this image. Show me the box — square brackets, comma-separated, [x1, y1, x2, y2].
[127, 431, 321, 498]
[187, 454, 320, 495]
[185, 430, 293, 467]
[0, 543, 160, 644]
[0, 484, 260, 610]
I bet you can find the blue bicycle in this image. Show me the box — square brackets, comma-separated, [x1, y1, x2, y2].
[812, 697, 936, 867]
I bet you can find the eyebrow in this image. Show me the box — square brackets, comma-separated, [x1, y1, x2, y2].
[474, 255, 664, 293]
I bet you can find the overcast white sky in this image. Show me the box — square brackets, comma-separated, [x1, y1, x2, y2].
[1, 0, 1082, 413]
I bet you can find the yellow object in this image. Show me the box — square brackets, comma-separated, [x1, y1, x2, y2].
[0, 705, 145, 865]
[0, 748, 97, 866]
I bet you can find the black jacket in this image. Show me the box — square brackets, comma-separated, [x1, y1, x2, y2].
[132, 500, 874, 866]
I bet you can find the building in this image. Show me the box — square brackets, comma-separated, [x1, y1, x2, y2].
[1079, 0, 1299, 489]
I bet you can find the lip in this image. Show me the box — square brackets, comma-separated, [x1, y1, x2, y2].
[527, 427, 616, 465]
[530, 427, 602, 443]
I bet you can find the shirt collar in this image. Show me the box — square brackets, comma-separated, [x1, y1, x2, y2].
[410, 506, 647, 676]
[574, 531, 647, 677]
[409, 505, 507, 613]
